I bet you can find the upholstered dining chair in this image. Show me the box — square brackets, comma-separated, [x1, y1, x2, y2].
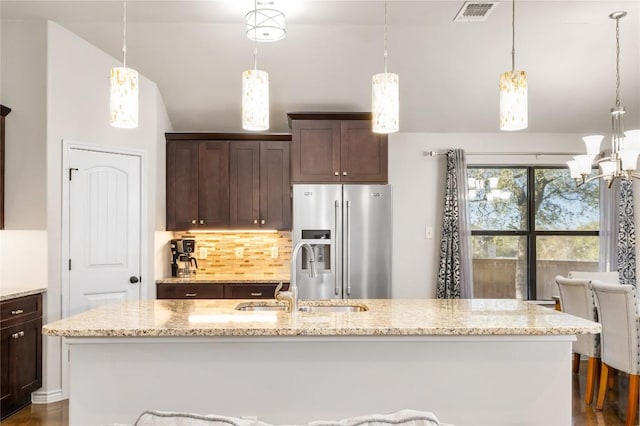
[568, 270, 620, 283]
[554, 275, 600, 405]
[589, 281, 639, 426]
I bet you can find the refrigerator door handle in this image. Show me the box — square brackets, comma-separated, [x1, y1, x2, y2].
[334, 199, 341, 296]
[346, 200, 351, 296]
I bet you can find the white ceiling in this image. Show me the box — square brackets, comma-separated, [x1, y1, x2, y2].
[2, 0, 640, 133]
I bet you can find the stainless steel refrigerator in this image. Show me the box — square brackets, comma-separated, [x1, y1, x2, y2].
[292, 184, 392, 300]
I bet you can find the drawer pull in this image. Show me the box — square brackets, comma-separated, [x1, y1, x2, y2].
[11, 309, 24, 315]
[11, 331, 25, 339]
[185, 293, 198, 297]
[250, 292, 263, 297]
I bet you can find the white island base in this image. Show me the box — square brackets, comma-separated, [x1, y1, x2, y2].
[66, 335, 572, 426]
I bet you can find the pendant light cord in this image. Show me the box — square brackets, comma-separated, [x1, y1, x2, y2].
[615, 16, 621, 108]
[122, 0, 127, 68]
[253, 0, 258, 70]
[383, 0, 388, 73]
[511, 0, 516, 71]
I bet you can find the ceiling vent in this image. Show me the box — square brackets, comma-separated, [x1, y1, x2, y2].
[453, 2, 499, 22]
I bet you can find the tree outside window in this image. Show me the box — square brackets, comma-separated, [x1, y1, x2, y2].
[468, 166, 599, 300]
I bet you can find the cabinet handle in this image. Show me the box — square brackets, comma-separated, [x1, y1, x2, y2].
[191, 219, 196, 224]
[253, 219, 258, 224]
[11, 309, 24, 315]
[343, 172, 348, 176]
[261, 219, 265, 225]
[334, 172, 339, 176]
[250, 292, 263, 297]
[185, 293, 198, 297]
[11, 331, 25, 339]
[199, 220, 204, 225]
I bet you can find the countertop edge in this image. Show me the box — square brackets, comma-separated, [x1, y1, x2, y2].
[156, 277, 290, 284]
[1, 287, 47, 302]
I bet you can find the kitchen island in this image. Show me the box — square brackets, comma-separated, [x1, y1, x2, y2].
[43, 298, 599, 426]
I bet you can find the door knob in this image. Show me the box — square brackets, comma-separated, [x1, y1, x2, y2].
[343, 172, 348, 176]
[129, 276, 140, 284]
[334, 172, 339, 176]
[261, 219, 265, 225]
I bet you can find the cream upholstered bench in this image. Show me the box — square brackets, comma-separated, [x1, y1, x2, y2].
[133, 409, 452, 426]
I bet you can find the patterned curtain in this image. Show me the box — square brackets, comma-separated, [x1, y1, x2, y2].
[617, 180, 636, 286]
[437, 149, 474, 299]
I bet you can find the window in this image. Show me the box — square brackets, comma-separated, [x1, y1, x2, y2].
[468, 166, 599, 300]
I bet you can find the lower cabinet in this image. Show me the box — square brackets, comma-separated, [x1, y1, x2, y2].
[0, 294, 43, 420]
[156, 283, 289, 300]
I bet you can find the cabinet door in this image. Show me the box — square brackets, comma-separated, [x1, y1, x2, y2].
[340, 120, 388, 183]
[230, 141, 260, 228]
[1, 318, 42, 419]
[166, 141, 199, 230]
[291, 120, 340, 182]
[260, 141, 291, 230]
[198, 142, 230, 228]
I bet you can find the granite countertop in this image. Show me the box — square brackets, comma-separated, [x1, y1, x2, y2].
[0, 287, 47, 302]
[156, 273, 290, 284]
[42, 298, 600, 338]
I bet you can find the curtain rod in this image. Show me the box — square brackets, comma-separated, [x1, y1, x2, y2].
[424, 150, 579, 157]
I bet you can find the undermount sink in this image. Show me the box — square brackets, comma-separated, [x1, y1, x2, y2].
[297, 305, 368, 313]
[234, 302, 369, 313]
[234, 303, 287, 311]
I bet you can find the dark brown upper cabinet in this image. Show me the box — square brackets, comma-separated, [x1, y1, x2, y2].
[166, 140, 230, 230]
[1, 105, 11, 230]
[230, 140, 291, 230]
[288, 112, 388, 184]
[166, 133, 291, 231]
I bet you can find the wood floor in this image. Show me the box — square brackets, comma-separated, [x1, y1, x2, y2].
[0, 360, 632, 425]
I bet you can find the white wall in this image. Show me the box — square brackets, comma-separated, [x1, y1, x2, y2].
[0, 21, 49, 290]
[388, 132, 589, 298]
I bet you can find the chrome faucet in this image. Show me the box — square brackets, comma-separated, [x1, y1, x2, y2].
[275, 242, 318, 312]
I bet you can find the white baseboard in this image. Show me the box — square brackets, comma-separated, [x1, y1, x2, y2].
[32, 389, 65, 404]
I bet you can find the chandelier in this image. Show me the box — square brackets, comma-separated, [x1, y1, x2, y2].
[567, 11, 640, 188]
[372, 0, 399, 134]
[246, 1, 286, 42]
[110, 0, 138, 128]
[499, 0, 527, 131]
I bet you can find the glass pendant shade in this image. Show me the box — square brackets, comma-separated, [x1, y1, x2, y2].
[242, 69, 269, 131]
[599, 160, 617, 178]
[619, 150, 639, 171]
[574, 154, 594, 175]
[582, 135, 604, 155]
[372, 72, 399, 134]
[246, 8, 286, 42]
[110, 66, 139, 128]
[567, 160, 582, 179]
[624, 129, 640, 151]
[499, 70, 528, 131]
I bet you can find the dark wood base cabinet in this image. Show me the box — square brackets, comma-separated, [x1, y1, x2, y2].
[157, 283, 289, 300]
[1, 294, 43, 420]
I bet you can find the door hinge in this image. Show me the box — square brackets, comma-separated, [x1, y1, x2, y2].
[68, 259, 72, 270]
[68, 168, 78, 181]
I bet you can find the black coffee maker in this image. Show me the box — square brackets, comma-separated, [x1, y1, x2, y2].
[170, 239, 198, 277]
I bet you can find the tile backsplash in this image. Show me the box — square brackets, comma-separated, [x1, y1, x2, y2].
[173, 232, 292, 276]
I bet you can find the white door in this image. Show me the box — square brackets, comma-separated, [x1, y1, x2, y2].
[68, 148, 141, 316]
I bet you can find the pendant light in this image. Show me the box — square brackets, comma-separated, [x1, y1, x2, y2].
[499, 0, 527, 131]
[242, 0, 270, 131]
[110, 0, 139, 129]
[372, 0, 399, 134]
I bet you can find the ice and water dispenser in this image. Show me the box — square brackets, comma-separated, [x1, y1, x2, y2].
[300, 230, 332, 272]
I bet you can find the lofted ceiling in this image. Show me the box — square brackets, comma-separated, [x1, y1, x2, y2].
[2, 0, 640, 134]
